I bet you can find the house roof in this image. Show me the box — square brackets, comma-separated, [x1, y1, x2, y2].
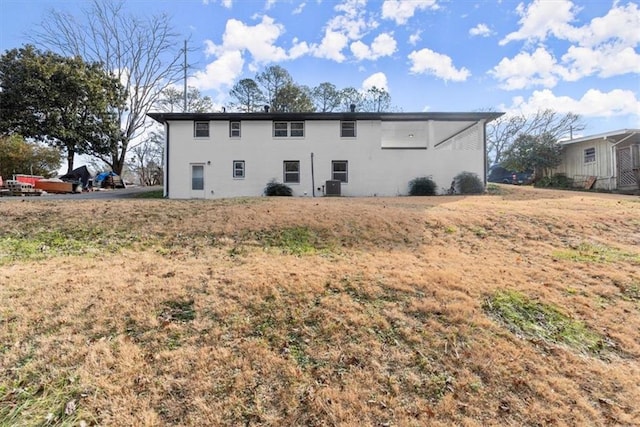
[147, 111, 503, 124]
[558, 129, 640, 146]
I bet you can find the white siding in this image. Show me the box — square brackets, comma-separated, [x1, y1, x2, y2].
[556, 139, 614, 190]
[166, 119, 486, 199]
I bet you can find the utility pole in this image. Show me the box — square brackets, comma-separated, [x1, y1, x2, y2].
[183, 40, 188, 113]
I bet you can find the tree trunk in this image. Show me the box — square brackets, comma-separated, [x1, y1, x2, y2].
[66, 150, 75, 174]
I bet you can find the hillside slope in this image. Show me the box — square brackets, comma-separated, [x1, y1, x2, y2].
[1, 187, 639, 426]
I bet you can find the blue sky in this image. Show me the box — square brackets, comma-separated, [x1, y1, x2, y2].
[1, 0, 639, 137]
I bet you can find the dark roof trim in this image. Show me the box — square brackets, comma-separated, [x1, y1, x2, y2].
[148, 111, 503, 124]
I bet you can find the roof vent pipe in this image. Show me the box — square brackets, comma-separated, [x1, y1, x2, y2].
[264, 105, 270, 113]
[222, 106, 226, 113]
[350, 104, 356, 113]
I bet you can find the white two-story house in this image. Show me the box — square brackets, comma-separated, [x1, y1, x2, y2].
[147, 110, 502, 199]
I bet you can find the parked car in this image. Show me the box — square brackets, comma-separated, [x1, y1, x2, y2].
[488, 165, 534, 185]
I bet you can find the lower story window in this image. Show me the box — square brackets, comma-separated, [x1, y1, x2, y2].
[233, 160, 245, 178]
[332, 160, 348, 182]
[283, 160, 300, 183]
[192, 164, 204, 190]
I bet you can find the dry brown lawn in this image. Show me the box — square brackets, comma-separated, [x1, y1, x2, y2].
[1, 186, 639, 426]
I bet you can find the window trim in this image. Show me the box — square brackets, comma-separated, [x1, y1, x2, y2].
[233, 160, 245, 179]
[341, 121, 356, 138]
[290, 121, 305, 137]
[331, 160, 348, 183]
[584, 147, 596, 163]
[191, 164, 204, 190]
[283, 160, 300, 184]
[273, 121, 305, 138]
[194, 121, 210, 138]
[229, 121, 241, 138]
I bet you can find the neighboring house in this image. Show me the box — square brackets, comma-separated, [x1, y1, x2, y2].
[555, 129, 640, 191]
[147, 110, 503, 199]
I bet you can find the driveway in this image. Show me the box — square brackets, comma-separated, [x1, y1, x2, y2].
[1, 185, 163, 200]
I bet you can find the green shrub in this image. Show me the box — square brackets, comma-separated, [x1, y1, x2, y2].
[454, 171, 484, 194]
[408, 176, 437, 196]
[264, 180, 293, 196]
[534, 174, 573, 188]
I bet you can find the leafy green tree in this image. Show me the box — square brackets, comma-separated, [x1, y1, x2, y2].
[157, 86, 214, 113]
[502, 133, 563, 180]
[229, 78, 265, 112]
[0, 134, 62, 178]
[0, 45, 125, 173]
[311, 82, 342, 112]
[255, 65, 293, 110]
[273, 83, 315, 113]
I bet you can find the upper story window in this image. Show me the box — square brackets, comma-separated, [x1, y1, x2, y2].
[332, 160, 348, 183]
[584, 147, 596, 163]
[230, 121, 241, 138]
[341, 121, 356, 137]
[194, 121, 209, 138]
[273, 121, 305, 138]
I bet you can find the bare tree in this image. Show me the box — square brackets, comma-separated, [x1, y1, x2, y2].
[128, 130, 164, 186]
[32, 0, 188, 175]
[363, 86, 391, 112]
[156, 86, 214, 113]
[339, 87, 364, 112]
[311, 82, 342, 112]
[486, 108, 585, 166]
[229, 78, 265, 112]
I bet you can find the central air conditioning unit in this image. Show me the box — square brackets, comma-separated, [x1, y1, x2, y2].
[325, 180, 341, 196]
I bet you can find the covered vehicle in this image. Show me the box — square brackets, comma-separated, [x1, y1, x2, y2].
[60, 166, 92, 191]
[95, 171, 126, 189]
[488, 165, 533, 185]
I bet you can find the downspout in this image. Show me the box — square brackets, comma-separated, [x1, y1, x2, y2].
[482, 121, 488, 186]
[164, 121, 170, 198]
[310, 152, 315, 197]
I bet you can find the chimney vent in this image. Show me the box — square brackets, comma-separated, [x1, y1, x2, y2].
[264, 105, 270, 113]
[350, 104, 356, 113]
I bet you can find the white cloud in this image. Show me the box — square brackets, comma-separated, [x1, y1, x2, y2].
[214, 16, 289, 63]
[500, 0, 577, 46]
[565, 2, 640, 47]
[189, 50, 244, 91]
[293, 2, 306, 15]
[381, 0, 439, 25]
[202, 0, 232, 7]
[408, 48, 470, 82]
[491, 47, 562, 90]
[469, 23, 491, 37]
[350, 32, 397, 60]
[311, 29, 349, 62]
[408, 30, 422, 45]
[502, 88, 640, 118]
[362, 72, 389, 91]
[562, 45, 640, 80]
[311, 0, 378, 62]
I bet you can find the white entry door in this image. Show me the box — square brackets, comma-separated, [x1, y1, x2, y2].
[191, 164, 205, 198]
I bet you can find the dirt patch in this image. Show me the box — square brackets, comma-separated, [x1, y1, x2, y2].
[1, 187, 639, 425]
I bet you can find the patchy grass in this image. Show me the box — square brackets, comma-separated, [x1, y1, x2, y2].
[553, 242, 640, 263]
[131, 189, 164, 199]
[484, 289, 614, 357]
[1, 188, 639, 426]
